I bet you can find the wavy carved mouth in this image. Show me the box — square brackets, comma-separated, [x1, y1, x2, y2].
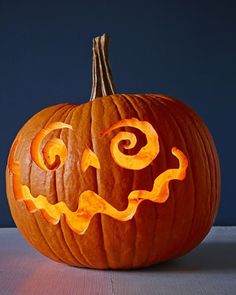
[8, 118, 188, 235]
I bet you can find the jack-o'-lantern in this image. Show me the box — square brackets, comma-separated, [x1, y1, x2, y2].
[6, 34, 220, 269]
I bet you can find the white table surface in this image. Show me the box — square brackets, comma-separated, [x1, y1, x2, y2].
[0, 227, 235, 295]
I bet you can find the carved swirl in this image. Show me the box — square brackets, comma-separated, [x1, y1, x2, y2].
[30, 122, 72, 171]
[8, 143, 188, 234]
[102, 118, 159, 170]
[8, 118, 188, 236]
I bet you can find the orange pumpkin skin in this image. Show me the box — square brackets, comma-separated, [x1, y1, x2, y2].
[6, 93, 220, 269]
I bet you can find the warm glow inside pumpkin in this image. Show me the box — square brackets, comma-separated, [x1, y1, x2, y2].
[6, 34, 220, 269]
[8, 118, 188, 235]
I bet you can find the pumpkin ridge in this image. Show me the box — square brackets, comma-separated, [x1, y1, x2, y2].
[148, 94, 194, 260]
[134, 94, 167, 265]
[41, 104, 73, 204]
[62, 105, 93, 267]
[71, 103, 100, 268]
[57, 105, 84, 266]
[186, 107, 219, 236]
[90, 99, 110, 268]
[74, 102, 99, 268]
[190, 116, 214, 246]
[51, 105, 75, 204]
[106, 95, 123, 206]
[134, 94, 160, 265]
[156, 97, 198, 258]
[170, 102, 211, 255]
[104, 96, 122, 268]
[113, 94, 138, 268]
[139, 94, 177, 262]
[121, 94, 154, 267]
[29, 104, 71, 263]
[46, 105, 79, 264]
[90, 98, 109, 267]
[180, 106, 213, 244]
[45, 105, 77, 264]
[150, 96, 183, 253]
[171, 101, 215, 255]
[99, 95, 124, 268]
[193, 111, 220, 222]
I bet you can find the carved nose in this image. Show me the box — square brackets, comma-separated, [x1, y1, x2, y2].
[81, 147, 100, 172]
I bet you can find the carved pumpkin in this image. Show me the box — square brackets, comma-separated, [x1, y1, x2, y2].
[6, 34, 220, 269]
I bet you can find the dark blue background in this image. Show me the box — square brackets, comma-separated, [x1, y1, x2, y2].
[1, 0, 235, 226]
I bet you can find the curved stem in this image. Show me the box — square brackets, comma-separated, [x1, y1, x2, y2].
[90, 33, 116, 100]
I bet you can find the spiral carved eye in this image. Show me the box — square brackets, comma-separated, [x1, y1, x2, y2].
[8, 118, 188, 236]
[101, 118, 159, 170]
[30, 122, 72, 171]
[30, 118, 160, 173]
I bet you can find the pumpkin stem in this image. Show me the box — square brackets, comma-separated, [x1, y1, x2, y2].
[90, 33, 116, 100]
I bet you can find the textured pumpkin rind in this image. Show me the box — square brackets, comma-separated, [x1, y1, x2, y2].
[6, 94, 220, 269]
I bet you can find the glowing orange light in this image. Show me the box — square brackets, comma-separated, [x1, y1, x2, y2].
[81, 147, 101, 172]
[8, 118, 188, 235]
[102, 118, 159, 170]
[30, 122, 72, 171]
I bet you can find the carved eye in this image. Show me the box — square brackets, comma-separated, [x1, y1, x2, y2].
[101, 118, 159, 170]
[29, 118, 161, 173]
[8, 117, 188, 234]
[30, 122, 72, 171]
